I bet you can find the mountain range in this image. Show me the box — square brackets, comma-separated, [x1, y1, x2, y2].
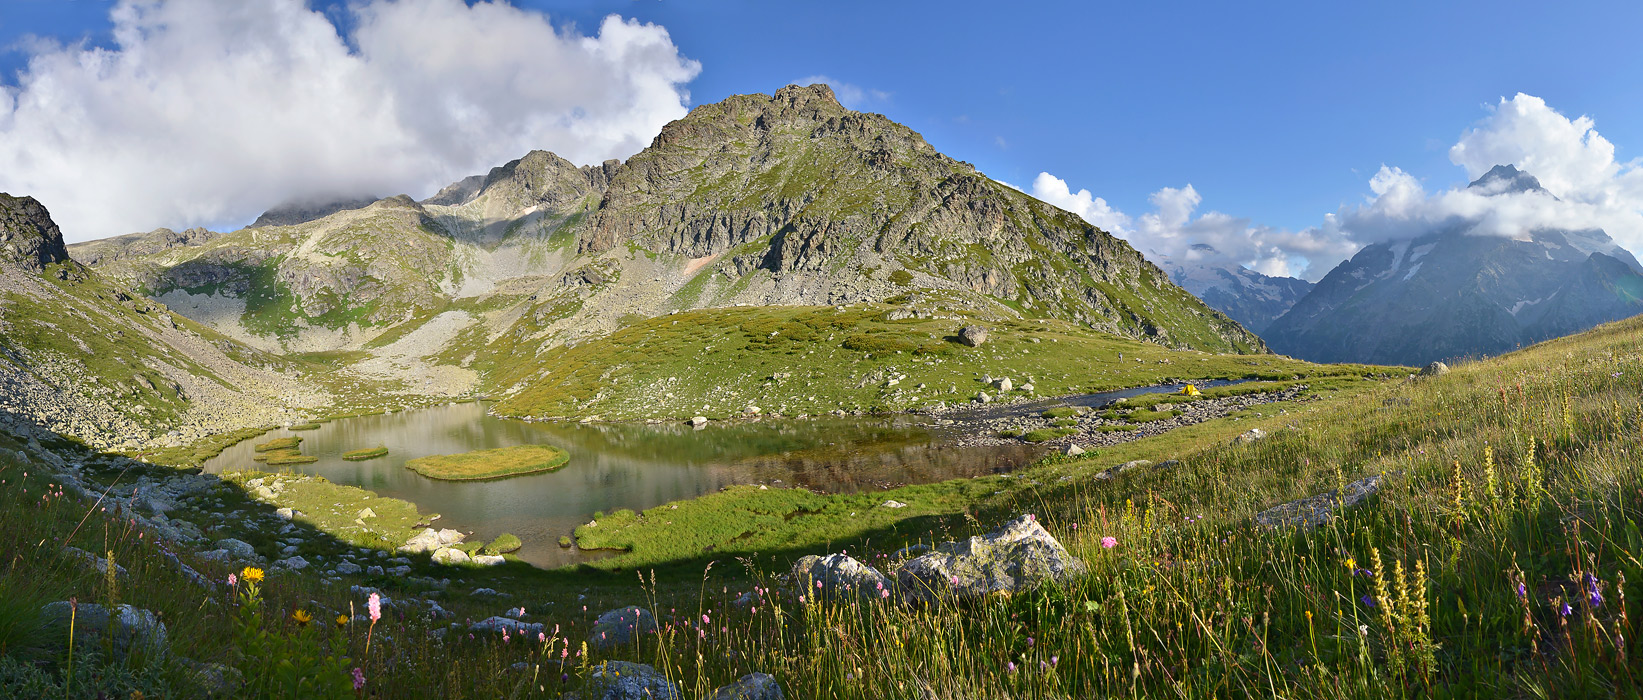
[1263, 164, 1643, 365]
[5, 84, 1267, 447]
[1158, 250, 1314, 334]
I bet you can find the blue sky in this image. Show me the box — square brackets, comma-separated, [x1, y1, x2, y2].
[4, 0, 1643, 279]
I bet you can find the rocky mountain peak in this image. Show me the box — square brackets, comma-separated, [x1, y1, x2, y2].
[0, 193, 71, 271]
[1467, 164, 1549, 196]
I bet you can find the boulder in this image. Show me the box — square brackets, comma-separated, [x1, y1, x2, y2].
[576, 661, 680, 700]
[896, 515, 1084, 602]
[40, 602, 167, 660]
[1419, 361, 1450, 377]
[1232, 428, 1267, 445]
[1020, 383, 1035, 393]
[470, 616, 544, 636]
[1254, 474, 1388, 528]
[957, 326, 989, 347]
[334, 561, 363, 575]
[400, 528, 465, 554]
[589, 607, 658, 650]
[471, 554, 505, 566]
[62, 546, 128, 580]
[711, 673, 785, 700]
[881, 500, 908, 509]
[274, 507, 295, 520]
[1063, 444, 1085, 457]
[993, 377, 1013, 392]
[790, 553, 892, 600]
[357, 507, 377, 519]
[975, 392, 992, 404]
[432, 547, 470, 565]
[276, 555, 310, 570]
[213, 538, 258, 561]
[689, 416, 709, 427]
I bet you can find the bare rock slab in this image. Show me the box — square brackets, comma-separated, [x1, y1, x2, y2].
[896, 515, 1084, 602]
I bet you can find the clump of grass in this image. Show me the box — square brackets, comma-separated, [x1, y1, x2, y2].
[1122, 408, 1183, 423]
[253, 437, 301, 452]
[1020, 427, 1078, 443]
[287, 423, 322, 431]
[262, 453, 318, 466]
[404, 444, 569, 481]
[483, 534, 522, 555]
[1051, 417, 1079, 428]
[341, 447, 388, 461]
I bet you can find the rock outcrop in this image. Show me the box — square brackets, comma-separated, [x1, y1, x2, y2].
[895, 515, 1083, 602]
[791, 553, 893, 600]
[0, 193, 70, 271]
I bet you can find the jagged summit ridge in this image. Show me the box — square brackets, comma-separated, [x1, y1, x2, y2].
[1466, 163, 1550, 196]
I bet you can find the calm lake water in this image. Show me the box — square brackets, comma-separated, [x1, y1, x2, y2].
[203, 403, 1039, 567]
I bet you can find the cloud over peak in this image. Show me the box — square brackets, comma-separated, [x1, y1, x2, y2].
[1032, 93, 1643, 281]
[0, 0, 701, 241]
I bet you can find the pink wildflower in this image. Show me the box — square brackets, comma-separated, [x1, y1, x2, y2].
[352, 668, 365, 691]
[228, 573, 237, 587]
[368, 592, 382, 622]
[1101, 536, 1118, 549]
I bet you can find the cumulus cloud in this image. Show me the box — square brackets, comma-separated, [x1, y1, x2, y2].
[0, 0, 701, 241]
[1031, 93, 1643, 281]
[793, 75, 889, 109]
[1030, 173, 1356, 279]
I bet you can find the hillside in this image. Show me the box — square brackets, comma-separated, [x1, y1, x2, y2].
[1265, 165, 1643, 365]
[0, 194, 326, 450]
[71, 85, 1265, 414]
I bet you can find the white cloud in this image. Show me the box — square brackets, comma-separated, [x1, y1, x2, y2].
[1031, 93, 1643, 281]
[1030, 173, 1355, 279]
[0, 0, 701, 241]
[793, 75, 888, 109]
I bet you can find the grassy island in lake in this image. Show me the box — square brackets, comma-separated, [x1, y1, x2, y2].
[404, 444, 569, 481]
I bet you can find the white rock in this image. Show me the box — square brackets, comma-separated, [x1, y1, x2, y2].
[431, 547, 470, 565]
[881, 500, 908, 509]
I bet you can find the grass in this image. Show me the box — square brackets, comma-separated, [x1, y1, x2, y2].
[341, 447, 388, 461]
[1021, 427, 1078, 442]
[287, 423, 323, 431]
[403, 445, 570, 481]
[254, 437, 301, 453]
[492, 303, 1381, 422]
[9, 309, 1643, 696]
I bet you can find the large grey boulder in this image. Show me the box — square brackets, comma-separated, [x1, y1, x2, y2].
[1254, 474, 1388, 528]
[62, 546, 128, 580]
[572, 661, 681, 700]
[470, 616, 544, 636]
[896, 515, 1084, 602]
[431, 547, 470, 565]
[1419, 361, 1450, 377]
[213, 538, 259, 561]
[711, 673, 785, 700]
[589, 606, 658, 650]
[400, 527, 465, 554]
[790, 553, 892, 600]
[40, 602, 167, 660]
[957, 326, 989, 347]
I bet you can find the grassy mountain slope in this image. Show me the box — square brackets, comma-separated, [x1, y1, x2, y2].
[0, 194, 325, 449]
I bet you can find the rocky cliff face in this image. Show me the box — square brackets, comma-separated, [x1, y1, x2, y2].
[0, 194, 71, 271]
[1264, 166, 1643, 365]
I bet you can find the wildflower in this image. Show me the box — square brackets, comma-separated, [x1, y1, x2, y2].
[1559, 602, 1573, 617]
[1517, 583, 1527, 599]
[950, 575, 960, 586]
[1100, 536, 1118, 549]
[1050, 655, 1059, 667]
[880, 589, 889, 599]
[1342, 558, 1356, 570]
[368, 593, 382, 622]
[1007, 662, 1017, 673]
[292, 609, 312, 626]
[703, 614, 711, 624]
[816, 580, 824, 589]
[538, 632, 546, 643]
[240, 566, 264, 584]
[1360, 595, 1376, 608]
[1585, 574, 1605, 608]
[336, 614, 349, 627]
[1026, 637, 1035, 648]
[227, 573, 237, 587]
[351, 667, 365, 691]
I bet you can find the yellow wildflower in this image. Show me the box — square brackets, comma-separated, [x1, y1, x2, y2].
[336, 614, 350, 627]
[292, 609, 312, 625]
[240, 566, 265, 584]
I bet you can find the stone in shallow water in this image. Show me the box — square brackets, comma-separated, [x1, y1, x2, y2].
[896, 514, 1084, 602]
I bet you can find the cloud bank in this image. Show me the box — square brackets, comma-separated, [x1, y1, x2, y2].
[0, 0, 701, 241]
[1034, 93, 1643, 281]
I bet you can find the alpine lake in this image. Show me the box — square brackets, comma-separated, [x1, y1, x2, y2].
[203, 382, 1232, 568]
